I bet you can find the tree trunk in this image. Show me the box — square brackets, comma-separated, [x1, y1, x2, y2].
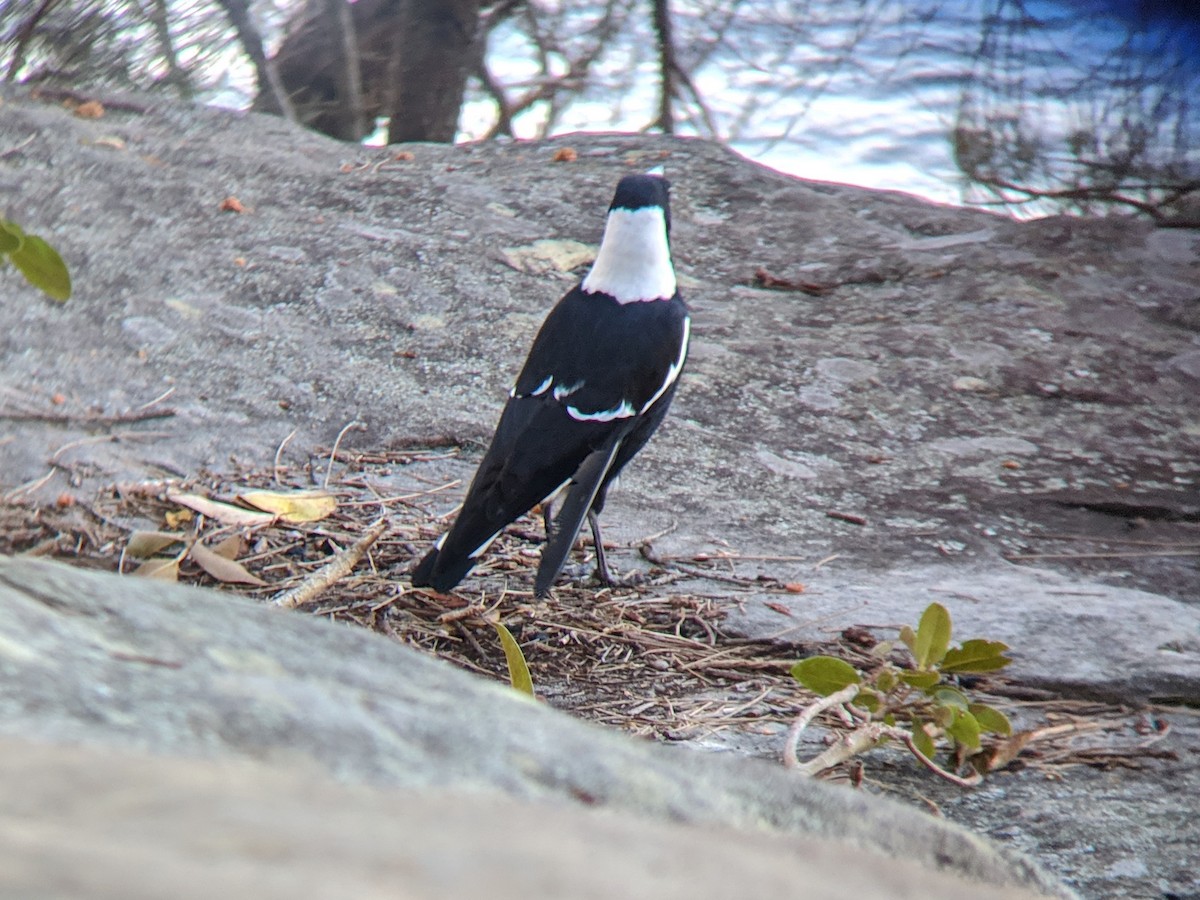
[386, 0, 482, 144]
[258, 0, 482, 144]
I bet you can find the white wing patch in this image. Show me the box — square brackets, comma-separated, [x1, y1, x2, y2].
[552, 380, 584, 400]
[567, 399, 637, 422]
[639, 315, 691, 414]
[468, 530, 502, 559]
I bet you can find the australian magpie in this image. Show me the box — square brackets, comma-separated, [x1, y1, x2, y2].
[410, 171, 690, 598]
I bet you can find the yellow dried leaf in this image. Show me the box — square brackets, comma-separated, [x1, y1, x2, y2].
[163, 508, 194, 529]
[239, 489, 337, 524]
[166, 492, 275, 527]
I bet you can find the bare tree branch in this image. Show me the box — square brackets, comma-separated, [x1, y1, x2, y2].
[651, 0, 675, 134]
[326, 0, 367, 140]
[213, 0, 297, 123]
[141, 0, 191, 97]
[5, 0, 59, 84]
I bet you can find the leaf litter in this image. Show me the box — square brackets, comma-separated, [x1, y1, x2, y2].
[0, 448, 1175, 777]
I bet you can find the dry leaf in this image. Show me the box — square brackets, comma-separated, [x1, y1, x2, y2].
[211, 534, 243, 560]
[126, 530, 186, 558]
[164, 508, 194, 529]
[239, 489, 337, 524]
[552, 147, 577, 162]
[166, 492, 275, 527]
[783, 582, 807, 594]
[189, 540, 266, 586]
[393, 151, 415, 161]
[973, 730, 1038, 773]
[501, 239, 595, 275]
[92, 136, 126, 150]
[752, 267, 832, 295]
[219, 196, 245, 213]
[132, 556, 180, 580]
[74, 100, 105, 119]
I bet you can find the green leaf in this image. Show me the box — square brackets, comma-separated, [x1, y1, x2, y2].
[969, 703, 1013, 736]
[791, 656, 861, 696]
[946, 709, 982, 750]
[898, 670, 940, 690]
[0, 219, 23, 253]
[868, 639, 894, 659]
[493, 621, 534, 697]
[852, 687, 880, 713]
[932, 686, 970, 710]
[910, 720, 937, 760]
[898, 624, 916, 654]
[875, 667, 898, 694]
[10, 233, 71, 301]
[913, 602, 952, 668]
[941, 638, 1012, 673]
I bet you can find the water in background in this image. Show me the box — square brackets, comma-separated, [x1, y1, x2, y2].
[467, 0, 1200, 215]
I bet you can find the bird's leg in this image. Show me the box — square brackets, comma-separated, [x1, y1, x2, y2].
[588, 509, 614, 586]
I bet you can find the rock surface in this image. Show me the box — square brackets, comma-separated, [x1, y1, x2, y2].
[0, 557, 1060, 899]
[1, 734, 1054, 900]
[1, 89, 1198, 898]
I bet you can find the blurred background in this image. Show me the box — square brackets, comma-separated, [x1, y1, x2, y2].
[3, 0, 1197, 221]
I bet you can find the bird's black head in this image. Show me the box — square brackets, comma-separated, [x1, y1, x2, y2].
[609, 173, 671, 232]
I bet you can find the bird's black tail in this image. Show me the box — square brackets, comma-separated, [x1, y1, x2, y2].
[534, 440, 623, 598]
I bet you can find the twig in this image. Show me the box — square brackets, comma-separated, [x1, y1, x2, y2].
[271, 517, 388, 608]
[1006, 549, 1200, 561]
[272, 428, 298, 486]
[640, 542, 764, 587]
[136, 386, 176, 410]
[784, 683, 860, 769]
[784, 684, 982, 787]
[2, 468, 56, 499]
[0, 406, 176, 425]
[826, 509, 868, 526]
[0, 134, 36, 159]
[898, 730, 982, 787]
[324, 420, 366, 489]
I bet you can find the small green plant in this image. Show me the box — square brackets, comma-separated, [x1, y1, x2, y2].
[1, 218, 71, 301]
[493, 618, 535, 697]
[786, 602, 1013, 785]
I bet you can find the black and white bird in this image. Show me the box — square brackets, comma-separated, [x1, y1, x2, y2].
[410, 171, 690, 598]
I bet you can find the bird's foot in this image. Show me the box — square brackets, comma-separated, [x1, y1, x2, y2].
[593, 565, 646, 590]
[556, 560, 644, 591]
